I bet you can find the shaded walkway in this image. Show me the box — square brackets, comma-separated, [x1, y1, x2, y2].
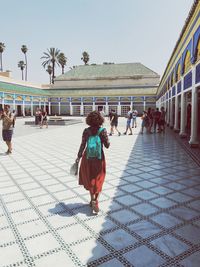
[0, 119, 200, 267]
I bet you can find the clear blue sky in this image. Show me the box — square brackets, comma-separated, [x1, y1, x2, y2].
[1, 0, 194, 84]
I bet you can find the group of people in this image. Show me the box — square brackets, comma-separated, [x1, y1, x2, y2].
[35, 108, 48, 128]
[141, 107, 166, 134]
[108, 107, 138, 136]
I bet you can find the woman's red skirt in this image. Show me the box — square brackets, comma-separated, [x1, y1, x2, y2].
[79, 151, 106, 194]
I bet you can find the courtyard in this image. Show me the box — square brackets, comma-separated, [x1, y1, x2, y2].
[0, 118, 200, 267]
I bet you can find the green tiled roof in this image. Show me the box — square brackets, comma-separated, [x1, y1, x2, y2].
[55, 63, 159, 80]
[0, 81, 49, 96]
[47, 87, 157, 97]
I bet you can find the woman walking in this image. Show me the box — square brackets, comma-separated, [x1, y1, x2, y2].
[40, 109, 48, 128]
[76, 111, 110, 213]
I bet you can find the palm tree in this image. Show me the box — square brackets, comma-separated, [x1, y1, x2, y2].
[81, 51, 89, 65]
[18, 60, 26, 80]
[41, 48, 60, 83]
[0, 42, 5, 71]
[58, 52, 67, 74]
[21, 45, 28, 81]
[46, 65, 53, 84]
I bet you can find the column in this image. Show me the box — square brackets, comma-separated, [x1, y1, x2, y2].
[189, 66, 199, 147]
[80, 98, 84, 116]
[143, 96, 146, 111]
[179, 92, 187, 138]
[31, 100, 34, 116]
[169, 96, 174, 129]
[105, 98, 109, 115]
[22, 99, 25, 117]
[58, 101, 61, 115]
[2, 92, 4, 108]
[189, 87, 198, 146]
[167, 99, 170, 125]
[48, 101, 51, 115]
[13, 94, 16, 111]
[117, 102, 121, 116]
[70, 99, 73, 115]
[174, 92, 179, 132]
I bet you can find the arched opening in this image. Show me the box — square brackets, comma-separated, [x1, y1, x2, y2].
[195, 37, 200, 62]
[183, 50, 191, 74]
[171, 74, 174, 87]
[176, 64, 181, 82]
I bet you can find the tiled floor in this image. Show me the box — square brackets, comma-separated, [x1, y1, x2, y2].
[0, 118, 200, 267]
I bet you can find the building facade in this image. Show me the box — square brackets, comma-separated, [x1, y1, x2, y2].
[0, 63, 159, 117]
[156, 0, 200, 147]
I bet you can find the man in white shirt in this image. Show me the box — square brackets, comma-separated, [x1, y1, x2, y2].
[132, 109, 138, 128]
[123, 107, 133, 135]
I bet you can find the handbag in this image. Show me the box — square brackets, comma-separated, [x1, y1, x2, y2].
[70, 162, 79, 176]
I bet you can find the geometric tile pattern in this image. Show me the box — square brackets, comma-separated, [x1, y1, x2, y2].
[0, 118, 200, 267]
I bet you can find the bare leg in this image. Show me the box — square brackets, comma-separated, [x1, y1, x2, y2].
[128, 126, 133, 135]
[5, 141, 12, 153]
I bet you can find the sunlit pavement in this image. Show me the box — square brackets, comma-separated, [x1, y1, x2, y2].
[0, 117, 200, 267]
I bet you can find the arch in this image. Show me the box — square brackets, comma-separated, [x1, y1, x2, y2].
[176, 64, 181, 82]
[183, 50, 191, 74]
[195, 37, 200, 62]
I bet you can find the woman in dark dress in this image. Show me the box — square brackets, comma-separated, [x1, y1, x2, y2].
[76, 111, 110, 213]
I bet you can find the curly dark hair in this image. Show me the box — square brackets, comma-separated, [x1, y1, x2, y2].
[86, 111, 104, 127]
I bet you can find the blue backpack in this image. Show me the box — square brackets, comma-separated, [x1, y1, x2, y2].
[86, 127, 104, 159]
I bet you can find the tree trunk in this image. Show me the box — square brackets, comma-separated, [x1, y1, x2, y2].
[52, 61, 55, 84]
[21, 69, 24, 80]
[25, 53, 27, 81]
[0, 53, 3, 71]
[49, 74, 51, 84]
[62, 66, 64, 74]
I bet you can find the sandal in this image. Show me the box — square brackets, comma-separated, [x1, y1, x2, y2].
[91, 200, 99, 213]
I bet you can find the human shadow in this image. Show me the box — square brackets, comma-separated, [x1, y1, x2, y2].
[48, 202, 95, 217]
[0, 152, 8, 156]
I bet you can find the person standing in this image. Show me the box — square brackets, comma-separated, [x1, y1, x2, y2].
[153, 108, 161, 133]
[12, 110, 17, 128]
[0, 105, 14, 154]
[76, 111, 110, 213]
[132, 109, 138, 128]
[123, 107, 133, 135]
[35, 107, 40, 125]
[159, 107, 166, 132]
[141, 111, 149, 134]
[147, 107, 153, 133]
[109, 109, 121, 136]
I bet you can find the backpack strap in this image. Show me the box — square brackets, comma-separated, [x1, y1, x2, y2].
[97, 127, 104, 135]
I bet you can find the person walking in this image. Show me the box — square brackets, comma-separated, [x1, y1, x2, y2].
[0, 105, 14, 154]
[40, 109, 48, 129]
[109, 109, 121, 136]
[123, 107, 133, 135]
[76, 111, 110, 213]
